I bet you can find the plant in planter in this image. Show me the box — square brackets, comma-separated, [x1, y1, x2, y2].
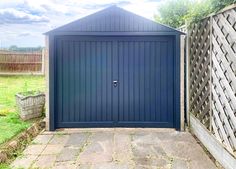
[16, 85, 45, 121]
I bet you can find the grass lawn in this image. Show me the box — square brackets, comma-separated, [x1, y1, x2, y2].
[0, 76, 45, 145]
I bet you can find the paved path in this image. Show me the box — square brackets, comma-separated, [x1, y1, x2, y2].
[11, 128, 217, 169]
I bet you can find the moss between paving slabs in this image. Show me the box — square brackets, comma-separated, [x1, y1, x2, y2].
[0, 75, 45, 145]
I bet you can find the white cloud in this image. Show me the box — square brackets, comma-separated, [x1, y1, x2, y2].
[0, 0, 162, 47]
[123, 1, 158, 20]
[18, 32, 32, 36]
[0, 8, 49, 24]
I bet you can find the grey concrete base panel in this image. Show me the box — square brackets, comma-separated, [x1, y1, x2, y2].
[190, 114, 236, 169]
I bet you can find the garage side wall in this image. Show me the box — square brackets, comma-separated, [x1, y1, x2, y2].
[45, 35, 49, 131]
[46, 35, 56, 131]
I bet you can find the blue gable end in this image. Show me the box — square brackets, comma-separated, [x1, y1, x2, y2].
[45, 6, 184, 34]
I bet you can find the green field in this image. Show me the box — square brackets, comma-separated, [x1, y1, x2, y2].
[0, 76, 45, 145]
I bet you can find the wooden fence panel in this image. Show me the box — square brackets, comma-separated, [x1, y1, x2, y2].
[188, 5, 236, 156]
[211, 8, 236, 155]
[0, 50, 44, 74]
[189, 17, 211, 130]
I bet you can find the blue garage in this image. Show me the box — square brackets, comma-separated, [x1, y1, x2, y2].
[46, 6, 184, 130]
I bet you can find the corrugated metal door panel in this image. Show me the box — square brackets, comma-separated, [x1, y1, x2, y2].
[117, 38, 174, 127]
[55, 36, 174, 128]
[74, 42, 80, 121]
[56, 38, 115, 127]
[160, 42, 168, 122]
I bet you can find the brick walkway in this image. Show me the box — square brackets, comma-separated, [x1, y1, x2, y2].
[11, 128, 217, 169]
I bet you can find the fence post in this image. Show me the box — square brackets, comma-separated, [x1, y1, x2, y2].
[209, 15, 213, 133]
[42, 48, 45, 75]
[187, 25, 191, 127]
[180, 35, 185, 130]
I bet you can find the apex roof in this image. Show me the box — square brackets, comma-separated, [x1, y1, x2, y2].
[45, 5, 184, 35]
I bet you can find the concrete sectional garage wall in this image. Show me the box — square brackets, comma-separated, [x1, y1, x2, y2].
[45, 6, 184, 131]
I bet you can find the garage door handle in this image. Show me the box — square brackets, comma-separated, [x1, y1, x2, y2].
[113, 80, 118, 87]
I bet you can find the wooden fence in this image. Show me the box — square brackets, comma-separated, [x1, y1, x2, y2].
[188, 4, 236, 160]
[0, 50, 45, 75]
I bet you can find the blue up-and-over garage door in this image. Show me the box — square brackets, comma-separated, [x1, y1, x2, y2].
[46, 6, 183, 130]
[55, 36, 175, 128]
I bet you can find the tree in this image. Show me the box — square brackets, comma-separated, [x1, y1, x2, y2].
[154, 0, 192, 28]
[8, 45, 43, 52]
[211, 0, 236, 12]
[185, 0, 236, 23]
[155, 0, 236, 28]
[184, 0, 212, 24]
[9, 45, 18, 51]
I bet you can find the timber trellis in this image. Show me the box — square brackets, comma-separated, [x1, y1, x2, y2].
[188, 5, 236, 158]
[0, 50, 45, 75]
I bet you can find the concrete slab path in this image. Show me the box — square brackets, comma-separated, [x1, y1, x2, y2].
[11, 128, 217, 169]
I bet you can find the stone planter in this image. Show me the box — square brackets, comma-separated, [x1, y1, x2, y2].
[16, 92, 45, 120]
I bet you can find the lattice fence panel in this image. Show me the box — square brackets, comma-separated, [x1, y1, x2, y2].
[188, 5, 236, 156]
[189, 18, 211, 130]
[211, 8, 236, 155]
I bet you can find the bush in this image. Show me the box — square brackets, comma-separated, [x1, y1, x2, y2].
[154, 0, 192, 28]
[155, 0, 236, 27]
[211, 0, 236, 12]
[185, 0, 212, 24]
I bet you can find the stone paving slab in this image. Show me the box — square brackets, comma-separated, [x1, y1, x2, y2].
[22, 144, 46, 155]
[172, 159, 188, 169]
[56, 146, 80, 162]
[32, 134, 53, 144]
[91, 163, 130, 169]
[66, 133, 89, 146]
[49, 134, 70, 145]
[32, 154, 57, 168]
[78, 132, 114, 165]
[11, 155, 38, 169]
[113, 133, 133, 165]
[11, 128, 218, 169]
[41, 144, 64, 155]
[53, 161, 77, 169]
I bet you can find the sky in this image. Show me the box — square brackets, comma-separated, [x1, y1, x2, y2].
[0, 0, 163, 48]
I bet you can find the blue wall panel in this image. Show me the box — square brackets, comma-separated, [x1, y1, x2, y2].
[48, 6, 179, 33]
